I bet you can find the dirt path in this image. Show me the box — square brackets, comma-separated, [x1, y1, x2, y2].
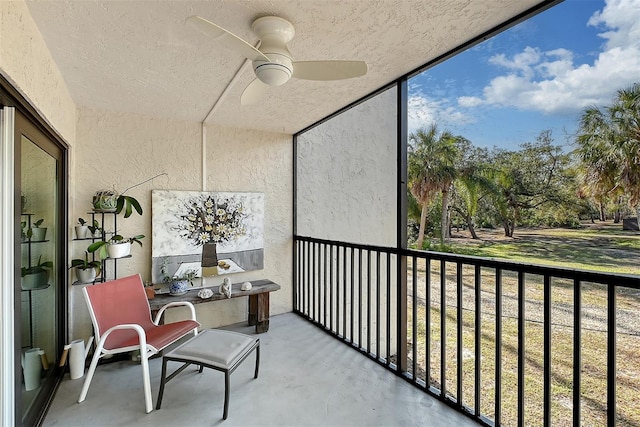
[408, 221, 640, 335]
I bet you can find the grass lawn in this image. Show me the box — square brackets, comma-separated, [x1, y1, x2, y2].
[441, 221, 640, 275]
[405, 225, 640, 426]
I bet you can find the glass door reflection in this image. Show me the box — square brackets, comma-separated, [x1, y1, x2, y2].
[18, 118, 61, 423]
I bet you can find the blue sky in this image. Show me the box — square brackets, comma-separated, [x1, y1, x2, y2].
[407, 0, 640, 150]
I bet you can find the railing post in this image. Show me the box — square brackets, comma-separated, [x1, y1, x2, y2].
[573, 278, 581, 426]
[543, 275, 551, 427]
[440, 259, 446, 398]
[495, 268, 503, 426]
[397, 253, 408, 373]
[518, 271, 525, 427]
[607, 284, 616, 425]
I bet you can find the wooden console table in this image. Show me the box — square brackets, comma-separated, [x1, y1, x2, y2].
[148, 279, 280, 333]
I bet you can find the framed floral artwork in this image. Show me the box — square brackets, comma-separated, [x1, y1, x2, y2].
[151, 190, 264, 283]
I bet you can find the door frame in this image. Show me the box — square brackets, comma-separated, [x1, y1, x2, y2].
[1, 74, 69, 426]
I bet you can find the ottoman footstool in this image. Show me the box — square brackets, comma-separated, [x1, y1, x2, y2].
[156, 329, 260, 420]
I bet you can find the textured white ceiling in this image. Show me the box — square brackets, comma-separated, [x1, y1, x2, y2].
[25, 0, 544, 135]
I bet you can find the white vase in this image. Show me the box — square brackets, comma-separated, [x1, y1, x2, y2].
[75, 225, 89, 239]
[22, 348, 42, 391]
[107, 242, 131, 259]
[76, 267, 97, 284]
[30, 227, 47, 241]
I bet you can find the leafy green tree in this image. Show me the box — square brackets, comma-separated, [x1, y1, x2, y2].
[576, 82, 640, 221]
[489, 131, 572, 236]
[408, 125, 460, 246]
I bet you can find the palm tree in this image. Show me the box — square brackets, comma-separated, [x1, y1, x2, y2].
[408, 124, 460, 247]
[576, 82, 640, 221]
[452, 160, 497, 239]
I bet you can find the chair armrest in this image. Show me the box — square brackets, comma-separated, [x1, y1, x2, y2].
[95, 323, 148, 353]
[153, 301, 197, 325]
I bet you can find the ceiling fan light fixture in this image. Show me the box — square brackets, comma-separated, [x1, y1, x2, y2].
[254, 61, 292, 86]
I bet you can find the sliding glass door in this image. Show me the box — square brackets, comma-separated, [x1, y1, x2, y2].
[15, 110, 65, 426]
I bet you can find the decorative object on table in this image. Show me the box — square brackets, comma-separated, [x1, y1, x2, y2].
[93, 172, 167, 217]
[29, 218, 47, 241]
[70, 252, 102, 284]
[88, 234, 145, 260]
[241, 281, 252, 291]
[144, 282, 156, 300]
[151, 190, 265, 282]
[75, 217, 90, 239]
[219, 277, 232, 298]
[161, 257, 197, 296]
[198, 288, 213, 299]
[21, 255, 52, 290]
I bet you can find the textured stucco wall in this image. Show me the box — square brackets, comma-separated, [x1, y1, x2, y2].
[0, 0, 76, 145]
[72, 109, 292, 338]
[296, 87, 397, 247]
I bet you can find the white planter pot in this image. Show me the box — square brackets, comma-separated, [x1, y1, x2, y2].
[107, 242, 131, 259]
[30, 227, 47, 241]
[22, 271, 49, 290]
[76, 267, 97, 284]
[75, 225, 89, 239]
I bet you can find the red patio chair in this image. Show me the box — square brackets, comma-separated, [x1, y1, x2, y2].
[77, 273, 200, 413]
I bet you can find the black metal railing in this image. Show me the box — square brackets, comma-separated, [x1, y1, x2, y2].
[294, 235, 640, 427]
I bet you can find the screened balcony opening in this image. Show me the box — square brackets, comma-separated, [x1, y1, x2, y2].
[295, 2, 639, 425]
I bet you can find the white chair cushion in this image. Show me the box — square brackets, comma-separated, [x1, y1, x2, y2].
[168, 329, 256, 369]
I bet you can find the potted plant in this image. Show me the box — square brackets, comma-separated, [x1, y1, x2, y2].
[160, 258, 197, 295]
[88, 234, 145, 260]
[21, 255, 53, 290]
[87, 219, 102, 238]
[30, 219, 47, 241]
[75, 217, 90, 239]
[92, 173, 167, 218]
[70, 252, 102, 283]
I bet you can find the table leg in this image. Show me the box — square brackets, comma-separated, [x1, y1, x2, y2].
[248, 293, 270, 333]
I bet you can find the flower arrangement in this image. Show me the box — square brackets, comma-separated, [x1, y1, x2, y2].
[177, 194, 247, 246]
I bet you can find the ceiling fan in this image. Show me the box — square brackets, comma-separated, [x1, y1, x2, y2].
[186, 15, 368, 105]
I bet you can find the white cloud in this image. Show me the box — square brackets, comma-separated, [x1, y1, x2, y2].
[457, 0, 640, 115]
[408, 91, 474, 134]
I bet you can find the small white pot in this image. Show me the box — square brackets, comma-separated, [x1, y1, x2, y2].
[21, 271, 49, 290]
[30, 227, 47, 241]
[76, 267, 97, 283]
[107, 242, 131, 259]
[75, 225, 89, 239]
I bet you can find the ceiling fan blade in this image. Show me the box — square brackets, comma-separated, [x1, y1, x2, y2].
[291, 60, 368, 81]
[241, 78, 270, 105]
[186, 16, 270, 62]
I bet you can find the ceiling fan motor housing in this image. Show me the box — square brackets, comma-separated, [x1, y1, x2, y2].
[253, 53, 292, 86]
[251, 16, 295, 86]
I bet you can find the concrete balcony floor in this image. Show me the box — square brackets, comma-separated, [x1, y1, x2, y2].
[44, 313, 477, 427]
